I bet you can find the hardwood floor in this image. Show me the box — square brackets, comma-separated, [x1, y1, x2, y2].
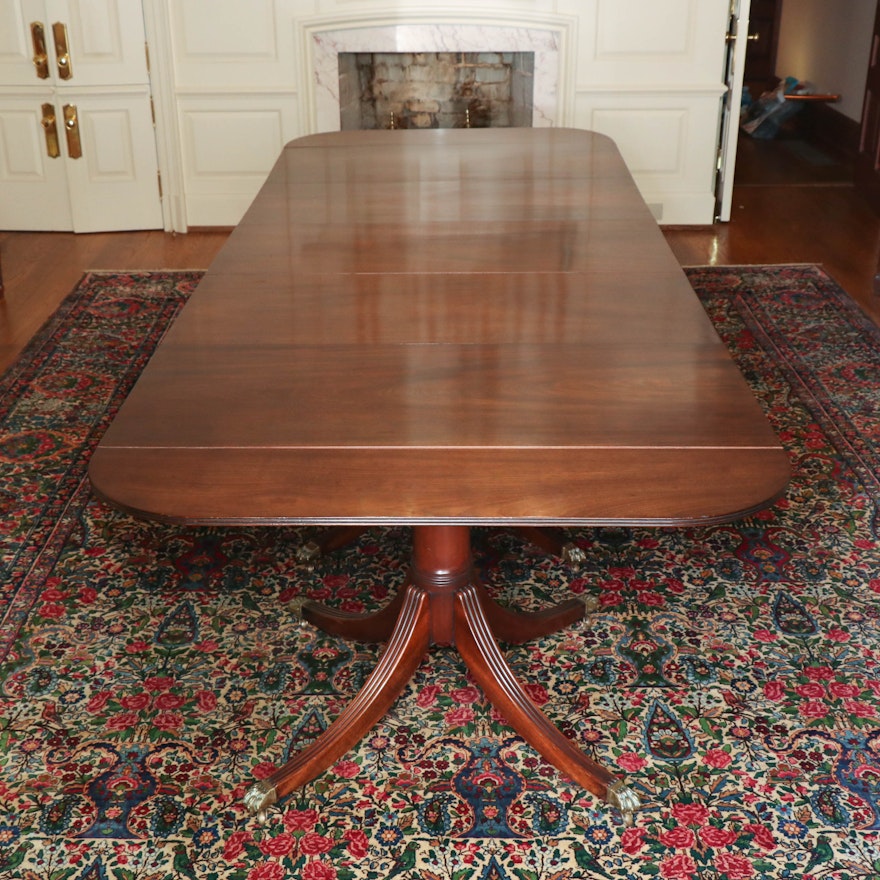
[664, 135, 880, 325]
[1, 144, 878, 374]
[0, 229, 229, 373]
[664, 183, 880, 324]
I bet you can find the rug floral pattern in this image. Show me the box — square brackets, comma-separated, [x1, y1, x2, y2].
[1, 266, 880, 879]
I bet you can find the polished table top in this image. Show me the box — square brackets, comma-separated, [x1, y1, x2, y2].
[89, 128, 789, 526]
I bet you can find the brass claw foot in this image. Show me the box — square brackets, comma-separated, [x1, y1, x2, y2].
[605, 780, 642, 826]
[295, 540, 321, 571]
[244, 780, 278, 824]
[561, 542, 587, 566]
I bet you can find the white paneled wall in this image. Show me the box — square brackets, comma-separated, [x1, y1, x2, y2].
[146, 0, 731, 228]
[160, 0, 300, 226]
[573, 0, 729, 222]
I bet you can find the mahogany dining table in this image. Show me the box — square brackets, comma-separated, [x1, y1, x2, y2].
[89, 128, 790, 826]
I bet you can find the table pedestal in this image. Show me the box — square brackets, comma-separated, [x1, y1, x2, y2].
[244, 525, 641, 825]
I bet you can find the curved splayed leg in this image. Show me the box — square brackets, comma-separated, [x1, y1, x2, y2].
[453, 583, 640, 825]
[473, 579, 586, 645]
[244, 584, 430, 820]
[302, 588, 406, 642]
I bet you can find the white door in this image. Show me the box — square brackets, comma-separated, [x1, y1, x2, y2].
[0, 91, 73, 227]
[716, 0, 752, 221]
[0, 0, 162, 231]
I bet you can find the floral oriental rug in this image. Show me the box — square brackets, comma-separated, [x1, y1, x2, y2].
[1, 265, 880, 880]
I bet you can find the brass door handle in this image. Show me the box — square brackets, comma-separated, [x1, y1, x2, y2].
[63, 104, 82, 158]
[52, 22, 73, 80]
[30, 22, 50, 79]
[41, 103, 60, 158]
[727, 31, 762, 44]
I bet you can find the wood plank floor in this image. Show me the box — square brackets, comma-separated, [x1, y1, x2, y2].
[664, 182, 880, 324]
[0, 229, 229, 374]
[1, 152, 879, 375]
[664, 135, 880, 326]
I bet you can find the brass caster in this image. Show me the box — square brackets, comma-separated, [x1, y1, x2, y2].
[573, 597, 599, 630]
[582, 596, 599, 614]
[561, 542, 586, 566]
[290, 599, 314, 632]
[286, 598, 313, 631]
[605, 780, 642, 827]
[244, 780, 278, 825]
[295, 540, 321, 571]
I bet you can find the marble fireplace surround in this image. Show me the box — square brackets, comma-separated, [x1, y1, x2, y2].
[303, 17, 574, 133]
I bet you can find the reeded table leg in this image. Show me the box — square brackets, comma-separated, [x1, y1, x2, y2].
[245, 525, 640, 825]
[455, 583, 635, 820]
[246, 586, 431, 821]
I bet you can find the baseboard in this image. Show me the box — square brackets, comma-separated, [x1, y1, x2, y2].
[797, 102, 861, 163]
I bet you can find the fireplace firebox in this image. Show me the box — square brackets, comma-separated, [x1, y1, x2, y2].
[338, 51, 535, 130]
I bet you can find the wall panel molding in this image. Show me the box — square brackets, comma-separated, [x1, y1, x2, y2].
[142, 0, 733, 229]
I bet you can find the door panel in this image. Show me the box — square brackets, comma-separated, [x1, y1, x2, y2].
[48, 0, 151, 86]
[63, 88, 162, 231]
[0, 94, 73, 228]
[0, 2, 50, 86]
[716, 0, 752, 221]
[0, 0, 148, 87]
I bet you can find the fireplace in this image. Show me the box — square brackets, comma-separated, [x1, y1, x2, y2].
[308, 23, 566, 133]
[338, 51, 535, 130]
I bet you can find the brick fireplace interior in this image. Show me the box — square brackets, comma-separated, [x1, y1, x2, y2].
[338, 52, 536, 130]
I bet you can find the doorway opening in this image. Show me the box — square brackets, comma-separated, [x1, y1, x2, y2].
[733, 0, 862, 189]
